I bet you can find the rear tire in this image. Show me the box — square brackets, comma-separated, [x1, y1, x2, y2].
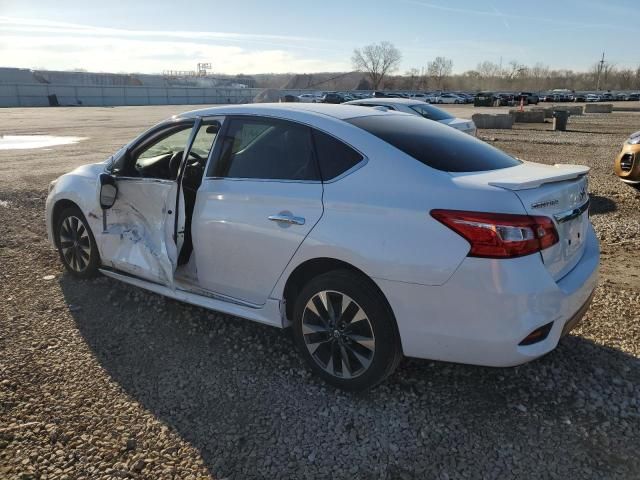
[55, 206, 100, 278]
[292, 270, 402, 391]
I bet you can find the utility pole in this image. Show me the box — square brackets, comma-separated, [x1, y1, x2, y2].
[596, 52, 605, 91]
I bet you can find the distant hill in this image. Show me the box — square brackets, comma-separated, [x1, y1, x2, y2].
[251, 72, 367, 90]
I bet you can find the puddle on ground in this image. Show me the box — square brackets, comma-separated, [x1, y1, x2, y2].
[0, 135, 87, 150]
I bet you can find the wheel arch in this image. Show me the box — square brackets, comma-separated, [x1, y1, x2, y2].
[51, 199, 83, 248]
[281, 257, 401, 350]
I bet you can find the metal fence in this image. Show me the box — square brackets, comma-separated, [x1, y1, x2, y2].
[0, 84, 269, 107]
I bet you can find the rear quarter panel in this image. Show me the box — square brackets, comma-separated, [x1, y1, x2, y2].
[270, 132, 527, 298]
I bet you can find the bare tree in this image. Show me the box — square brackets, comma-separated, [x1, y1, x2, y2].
[427, 57, 453, 89]
[618, 69, 634, 90]
[530, 63, 550, 90]
[401, 67, 428, 90]
[505, 60, 527, 80]
[477, 61, 501, 79]
[351, 41, 402, 90]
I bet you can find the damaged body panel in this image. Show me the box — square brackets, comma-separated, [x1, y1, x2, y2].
[99, 178, 182, 286]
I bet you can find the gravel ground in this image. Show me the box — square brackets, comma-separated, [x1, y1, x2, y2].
[1, 104, 639, 479]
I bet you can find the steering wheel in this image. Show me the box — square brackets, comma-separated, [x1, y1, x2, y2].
[168, 150, 184, 179]
[189, 151, 204, 161]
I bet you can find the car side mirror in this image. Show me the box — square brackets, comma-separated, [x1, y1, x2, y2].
[99, 173, 117, 209]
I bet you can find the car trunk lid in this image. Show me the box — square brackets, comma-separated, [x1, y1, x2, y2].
[451, 162, 590, 281]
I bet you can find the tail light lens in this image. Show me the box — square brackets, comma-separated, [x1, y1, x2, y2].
[431, 209, 559, 258]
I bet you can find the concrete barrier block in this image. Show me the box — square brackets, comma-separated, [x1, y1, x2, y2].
[553, 105, 584, 116]
[613, 105, 640, 112]
[508, 110, 546, 123]
[585, 103, 613, 113]
[531, 107, 553, 119]
[471, 113, 513, 129]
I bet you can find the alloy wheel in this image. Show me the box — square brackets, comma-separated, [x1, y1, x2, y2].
[59, 215, 91, 272]
[301, 290, 375, 379]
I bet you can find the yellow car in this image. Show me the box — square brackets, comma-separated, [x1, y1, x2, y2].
[615, 131, 640, 189]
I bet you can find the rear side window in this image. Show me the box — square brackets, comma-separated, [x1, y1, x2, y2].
[312, 130, 363, 180]
[215, 117, 320, 181]
[346, 115, 521, 172]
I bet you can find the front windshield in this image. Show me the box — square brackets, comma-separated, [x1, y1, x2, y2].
[409, 104, 454, 121]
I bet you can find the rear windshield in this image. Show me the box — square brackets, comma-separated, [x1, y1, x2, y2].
[408, 104, 453, 121]
[346, 115, 522, 172]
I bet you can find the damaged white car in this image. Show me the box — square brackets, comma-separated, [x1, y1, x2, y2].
[46, 103, 599, 390]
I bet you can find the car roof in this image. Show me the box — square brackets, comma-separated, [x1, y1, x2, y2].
[343, 98, 423, 107]
[176, 102, 394, 121]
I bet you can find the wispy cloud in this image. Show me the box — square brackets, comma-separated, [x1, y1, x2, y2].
[0, 17, 331, 45]
[0, 16, 349, 74]
[400, 0, 637, 31]
[491, 5, 511, 31]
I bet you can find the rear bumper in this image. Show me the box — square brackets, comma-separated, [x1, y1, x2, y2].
[376, 224, 599, 367]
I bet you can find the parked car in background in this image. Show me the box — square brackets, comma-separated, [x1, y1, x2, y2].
[321, 92, 346, 104]
[281, 94, 300, 103]
[627, 93, 640, 101]
[410, 93, 431, 102]
[344, 98, 476, 135]
[474, 92, 496, 107]
[436, 93, 464, 104]
[572, 93, 587, 102]
[586, 94, 601, 102]
[496, 93, 515, 106]
[600, 93, 614, 102]
[614, 130, 640, 189]
[298, 93, 321, 103]
[46, 103, 599, 390]
[453, 93, 474, 103]
[542, 93, 562, 102]
[516, 92, 540, 105]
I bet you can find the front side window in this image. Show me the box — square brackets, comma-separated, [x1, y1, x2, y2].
[137, 128, 192, 162]
[117, 123, 194, 179]
[214, 117, 319, 181]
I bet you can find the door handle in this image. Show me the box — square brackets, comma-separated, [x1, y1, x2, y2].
[268, 213, 306, 226]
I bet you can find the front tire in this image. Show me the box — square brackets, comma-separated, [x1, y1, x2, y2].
[55, 206, 100, 278]
[292, 270, 402, 390]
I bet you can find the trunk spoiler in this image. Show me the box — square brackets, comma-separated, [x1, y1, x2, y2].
[487, 164, 590, 191]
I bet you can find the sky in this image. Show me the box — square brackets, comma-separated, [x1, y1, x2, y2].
[0, 0, 638, 75]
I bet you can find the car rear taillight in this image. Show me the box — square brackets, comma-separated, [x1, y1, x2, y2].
[430, 210, 559, 259]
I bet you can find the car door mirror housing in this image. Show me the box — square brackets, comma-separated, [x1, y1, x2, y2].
[99, 173, 118, 209]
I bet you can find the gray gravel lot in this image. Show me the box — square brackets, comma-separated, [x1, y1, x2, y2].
[1, 104, 639, 479]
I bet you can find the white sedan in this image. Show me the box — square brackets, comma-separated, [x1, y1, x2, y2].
[46, 103, 599, 390]
[344, 98, 476, 135]
[436, 93, 465, 104]
[297, 93, 321, 103]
